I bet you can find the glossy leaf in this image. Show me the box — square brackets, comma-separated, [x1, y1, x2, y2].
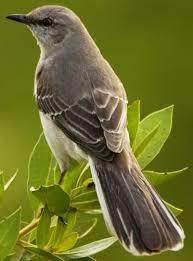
[0, 208, 21, 260]
[164, 201, 183, 216]
[36, 207, 52, 248]
[47, 155, 57, 186]
[45, 227, 57, 249]
[31, 185, 70, 216]
[54, 232, 78, 252]
[76, 164, 90, 187]
[77, 218, 97, 239]
[28, 228, 37, 243]
[52, 217, 67, 248]
[133, 106, 174, 169]
[71, 201, 100, 212]
[53, 209, 77, 247]
[134, 124, 159, 159]
[144, 167, 188, 186]
[24, 245, 63, 261]
[72, 191, 98, 204]
[71, 186, 84, 198]
[127, 100, 140, 146]
[82, 178, 94, 188]
[62, 209, 77, 237]
[71, 186, 99, 211]
[71, 179, 95, 199]
[50, 216, 58, 228]
[28, 133, 52, 211]
[58, 237, 117, 258]
[61, 161, 87, 194]
[0, 171, 18, 200]
[4, 170, 18, 191]
[84, 210, 102, 215]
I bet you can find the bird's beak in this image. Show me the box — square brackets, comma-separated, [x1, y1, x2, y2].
[6, 14, 31, 25]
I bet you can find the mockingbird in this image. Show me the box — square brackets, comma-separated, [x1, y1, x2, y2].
[7, 5, 184, 255]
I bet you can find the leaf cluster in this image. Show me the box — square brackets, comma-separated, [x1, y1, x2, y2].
[0, 101, 187, 260]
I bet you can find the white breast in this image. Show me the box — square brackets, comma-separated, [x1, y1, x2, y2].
[39, 111, 87, 172]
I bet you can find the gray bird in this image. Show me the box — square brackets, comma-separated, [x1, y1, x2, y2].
[7, 5, 184, 255]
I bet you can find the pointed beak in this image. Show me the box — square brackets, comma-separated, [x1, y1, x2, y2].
[6, 14, 31, 25]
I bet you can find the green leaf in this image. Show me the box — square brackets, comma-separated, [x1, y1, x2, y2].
[72, 191, 98, 204]
[54, 232, 78, 252]
[133, 105, 174, 169]
[71, 185, 99, 211]
[47, 155, 58, 186]
[36, 207, 52, 248]
[23, 245, 63, 261]
[76, 164, 90, 188]
[0, 208, 21, 260]
[28, 133, 52, 211]
[28, 228, 37, 243]
[63, 209, 77, 237]
[57, 237, 117, 258]
[44, 226, 57, 249]
[71, 201, 100, 212]
[84, 210, 102, 215]
[50, 216, 58, 228]
[71, 186, 85, 198]
[4, 170, 18, 191]
[144, 167, 188, 186]
[164, 201, 183, 216]
[62, 162, 88, 194]
[76, 218, 97, 239]
[127, 100, 140, 146]
[0, 171, 18, 200]
[31, 185, 70, 216]
[53, 209, 77, 247]
[82, 179, 94, 188]
[71, 179, 95, 199]
[134, 124, 160, 159]
[52, 217, 67, 248]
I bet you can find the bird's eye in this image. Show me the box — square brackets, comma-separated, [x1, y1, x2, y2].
[41, 18, 53, 27]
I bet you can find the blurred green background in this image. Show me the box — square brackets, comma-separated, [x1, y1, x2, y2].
[0, 0, 192, 260]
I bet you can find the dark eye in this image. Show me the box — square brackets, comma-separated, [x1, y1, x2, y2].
[41, 18, 53, 27]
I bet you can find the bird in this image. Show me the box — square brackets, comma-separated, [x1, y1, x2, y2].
[6, 5, 185, 255]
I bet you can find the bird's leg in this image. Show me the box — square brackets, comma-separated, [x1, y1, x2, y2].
[58, 168, 68, 185]
[57, 160, 70, 186]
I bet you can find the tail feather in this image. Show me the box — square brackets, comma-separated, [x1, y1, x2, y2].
[89, 150, 185, 256]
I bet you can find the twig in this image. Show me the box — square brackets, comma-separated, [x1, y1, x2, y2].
[58, 171, 65, 185]
[19, 218, 40, 239]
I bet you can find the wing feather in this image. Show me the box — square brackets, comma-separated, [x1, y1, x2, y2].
[36, 61, 128, 160]
[36, 76, 114, 161]
[93, 88, 128, 153]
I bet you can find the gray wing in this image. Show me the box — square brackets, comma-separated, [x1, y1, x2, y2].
[92, 86, 128, 153]
[36, 59, 128, 161]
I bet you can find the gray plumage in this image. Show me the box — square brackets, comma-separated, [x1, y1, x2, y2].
[7, 5, 185, 255]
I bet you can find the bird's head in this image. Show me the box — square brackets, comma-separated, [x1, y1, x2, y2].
[6, 5, 85, 51]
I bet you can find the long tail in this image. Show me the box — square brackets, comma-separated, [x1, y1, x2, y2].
[89, 150, 185, 256]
